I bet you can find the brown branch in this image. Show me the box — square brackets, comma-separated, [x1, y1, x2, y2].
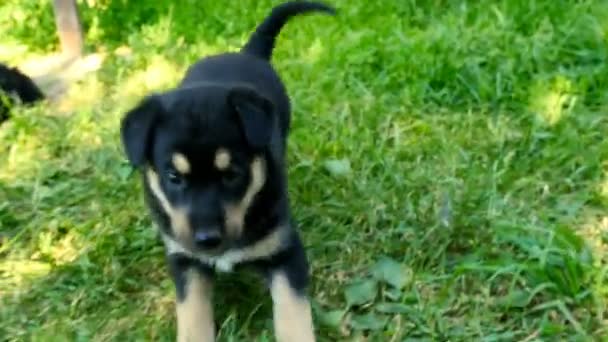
[52, 0, 84, 58]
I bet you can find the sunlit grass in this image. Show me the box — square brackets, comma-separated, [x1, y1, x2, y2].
[599, 173, 608, 200]
[1, 0, 608, 340]
[0, 42, 31, 62]
[0, 260, 52, 289]
[529, 76, 577, 126]
[121, 56, 183, 97]
[0, 114, 52, 181]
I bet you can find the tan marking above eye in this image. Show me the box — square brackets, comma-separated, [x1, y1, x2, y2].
[214, 148, 231, 171]
[146, 168, 191, 242]
[224, 157, 266, 238]
[172, 153, 191, 174]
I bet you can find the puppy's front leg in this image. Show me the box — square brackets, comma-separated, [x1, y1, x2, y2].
[271, 272, 315, 342]
[168, 255, 215, 342]
[267, 237, 315, 342]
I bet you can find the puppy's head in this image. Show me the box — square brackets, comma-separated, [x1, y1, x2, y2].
[121, 84, 278, 252]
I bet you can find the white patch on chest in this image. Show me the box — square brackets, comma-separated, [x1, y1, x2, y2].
[162, 227, 288, 273]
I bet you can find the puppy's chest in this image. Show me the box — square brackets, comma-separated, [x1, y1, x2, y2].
[163, 237, 248, 272]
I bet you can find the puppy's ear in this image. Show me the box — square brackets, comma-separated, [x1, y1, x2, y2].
[120, 95, 163, 167]
[228, 87, 275, 148]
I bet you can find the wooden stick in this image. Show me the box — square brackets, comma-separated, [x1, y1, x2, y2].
[52, 0, 84, 58]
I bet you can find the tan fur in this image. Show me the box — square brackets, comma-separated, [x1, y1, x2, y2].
[214, 148, 231, 171]
[147, 168, 191, 241]
[163, 224, 288, 272]
[224, 157, 266, 238]
[270, 272, 315, 342]
[177, 269, 215, 342]
[172, 153, 191, 174]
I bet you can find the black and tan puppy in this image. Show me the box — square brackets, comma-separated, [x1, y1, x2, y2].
[120, 1, 335, 341]
[0, 63, 45, 123]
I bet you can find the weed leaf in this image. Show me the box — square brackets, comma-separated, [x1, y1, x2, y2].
[495, 290, 531, 309]
[317, 309, 345, 328]
[323, 159, 351, 177]
[344, 279, 377, 307]
[349, 313, 387, 331]
[372, 257, 409, 289]
[375, 302, 412, 314]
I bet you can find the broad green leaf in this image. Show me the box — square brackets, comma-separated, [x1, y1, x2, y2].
[344, 279, 377, 307]
[375, 302, 412, 314]
[317, 309, 345, 328]
[384, 286, 402, 301]
[495, 290, 531, 308]
[349, 313, 387, 331]
[371, 257, 409, 289]
[117, 163, 134, 181]
[323, 159, 351, 177]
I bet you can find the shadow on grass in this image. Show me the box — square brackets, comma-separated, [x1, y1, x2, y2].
[0, 137, 278, 340]
[0, 10, 324, 336]
[2, 87, 607, 339]
[1, 0, 608, 338]
[0, 68, 277, 337]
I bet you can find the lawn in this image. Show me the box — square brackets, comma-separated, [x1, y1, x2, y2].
[1, 0, 608, 340]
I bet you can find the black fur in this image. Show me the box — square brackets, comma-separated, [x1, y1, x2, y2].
[120, 0, 335, 318]
[167, 253, 214, 301]
[252, 229, 311, 295]
[242, 1, 336, 60]
[121, 95, 164, 166]
[228, 87, 276, 149]
[0, 63, 45, 123]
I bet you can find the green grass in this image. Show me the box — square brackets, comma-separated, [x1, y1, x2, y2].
[1, 0, 608, 340]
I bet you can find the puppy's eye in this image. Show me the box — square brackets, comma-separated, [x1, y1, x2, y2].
[166, 169, 184, 186]
[222, 168, 245, 188]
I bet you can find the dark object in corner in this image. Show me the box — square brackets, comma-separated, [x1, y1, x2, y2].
[0, 63, 45, 123]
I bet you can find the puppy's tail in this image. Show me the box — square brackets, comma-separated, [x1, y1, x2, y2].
[241, 1, 336, 60]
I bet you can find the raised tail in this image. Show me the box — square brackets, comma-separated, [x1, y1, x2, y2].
[241, 1, 336, 60]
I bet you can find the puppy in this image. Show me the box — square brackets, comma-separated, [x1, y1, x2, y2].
[0, 63, 45, 123]
[120, 2, 336, 341]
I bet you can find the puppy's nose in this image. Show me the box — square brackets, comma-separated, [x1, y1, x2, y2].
[193, 230, 222, 249]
